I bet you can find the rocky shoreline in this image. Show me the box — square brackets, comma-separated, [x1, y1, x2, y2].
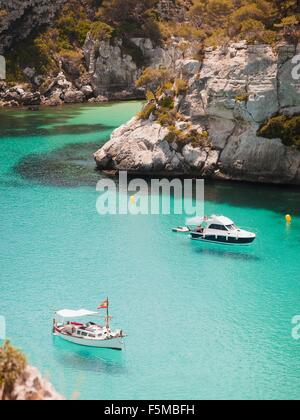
[1, 31, 300, 186]
[94, 41, 300, 186]
[0, 35, 194, 108]
[0, 72, 144, 109]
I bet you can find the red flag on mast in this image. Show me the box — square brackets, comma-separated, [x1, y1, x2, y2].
[98, 298, 109, 310]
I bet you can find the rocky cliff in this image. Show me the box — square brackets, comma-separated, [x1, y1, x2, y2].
[83, 36, 195, 98]
[0, 0, 67, 54]
[0, 0, 195, 107]
[94, 42, 300, 185]
[0, 34, 195, 107]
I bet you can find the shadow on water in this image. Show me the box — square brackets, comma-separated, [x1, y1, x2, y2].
[191, 241, 261, 262]
[205, 180, 300, 216]
[52, 337, 126, 376]
[14, 147, 300, 215]
[15, 142, 107, 187]
[0, 107, 114, 137]
[1, 121, 113, 137]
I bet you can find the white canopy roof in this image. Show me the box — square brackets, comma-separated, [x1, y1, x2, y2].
[55, 309, 99, 319]
[186, 215, 234, 226]
[186, 216, 206, 225]
[211, 215, 234, 225]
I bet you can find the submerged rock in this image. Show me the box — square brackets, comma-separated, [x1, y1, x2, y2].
[16, 141, 106, 187]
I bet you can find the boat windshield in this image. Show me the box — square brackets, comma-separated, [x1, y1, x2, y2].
[226, 224, 237, 231]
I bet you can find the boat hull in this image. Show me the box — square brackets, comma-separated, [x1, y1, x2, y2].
[172, 227, 190, 233]
[54, 332, 124, 350]
[190, 232, 256, 245]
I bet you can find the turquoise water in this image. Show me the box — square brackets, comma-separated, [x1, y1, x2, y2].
[1, 103, 300, 400]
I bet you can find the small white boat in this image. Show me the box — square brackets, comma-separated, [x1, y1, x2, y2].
[53, 302, 125, 351]
[172, 226, 191, 233]
[187, 215, 256, 245]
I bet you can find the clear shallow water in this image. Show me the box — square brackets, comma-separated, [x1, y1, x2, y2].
[1, 103, 300, 400]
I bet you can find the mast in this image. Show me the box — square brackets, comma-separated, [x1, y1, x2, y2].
[106, 297, 110, 330]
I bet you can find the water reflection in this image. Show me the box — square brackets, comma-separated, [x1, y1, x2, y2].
[191, 241, 260, 261]
[52, 336, 126, 376]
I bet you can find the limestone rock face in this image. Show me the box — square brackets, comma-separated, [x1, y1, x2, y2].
[0, 0, 67, 53]
[94, 42, 300, 185]
[94, 118, 218, 176]
[63, 88, 85, 104]
[186, 43, 300, 124]
[83, 36, 195, 97]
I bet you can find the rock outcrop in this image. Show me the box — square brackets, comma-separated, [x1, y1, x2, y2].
[94, 117, 219, 176]
[157, 0, 192, 22]
[0, 72, 90, 107]
[94, 42, 300, 185]
[0, 31, 196, 107]
[0, 365, 64, 401]
[0, 0, 67, 53]
[83, 36, 196, 98]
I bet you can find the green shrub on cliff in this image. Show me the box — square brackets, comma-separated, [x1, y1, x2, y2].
[6, 31, 58, 82]
[90, 22, 115, 40]
[136, 67, 171, 104]
[56, 2, 92, 48]
[258, 115, 300, 148]
[175, 79, 189, 96]
[274, 16, 299, 43]
[98, 0, 161, 43]
[0, 341, 26, 401]
[189, 0, 299, 45]
[159, 21, 205, 41]
[166, 126, 212, 150]
[0, 8, 8, 19]
[139, 102, 157, 120]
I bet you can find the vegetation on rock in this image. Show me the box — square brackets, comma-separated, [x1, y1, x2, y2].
[136, 67, 171, 104]
[137, 66, 212, 149]
[190, 0, 299, 46]
[3, 0, 300, 83]
[98, 0, 162, 43]
[0, 341, 26, 401]
[258, 115, 300, 148]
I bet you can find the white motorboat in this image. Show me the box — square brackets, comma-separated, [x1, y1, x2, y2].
[53, 301, 125, 351]
[187, 215, 256, 245]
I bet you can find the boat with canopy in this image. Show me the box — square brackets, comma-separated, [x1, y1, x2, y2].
[53, 299, 125, 350]
[173, 215, 256, 245]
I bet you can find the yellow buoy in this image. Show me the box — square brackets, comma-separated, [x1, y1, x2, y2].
[285, 214, 292, 223]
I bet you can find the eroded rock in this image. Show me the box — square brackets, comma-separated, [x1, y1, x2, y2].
[94, 42, 300, 185]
